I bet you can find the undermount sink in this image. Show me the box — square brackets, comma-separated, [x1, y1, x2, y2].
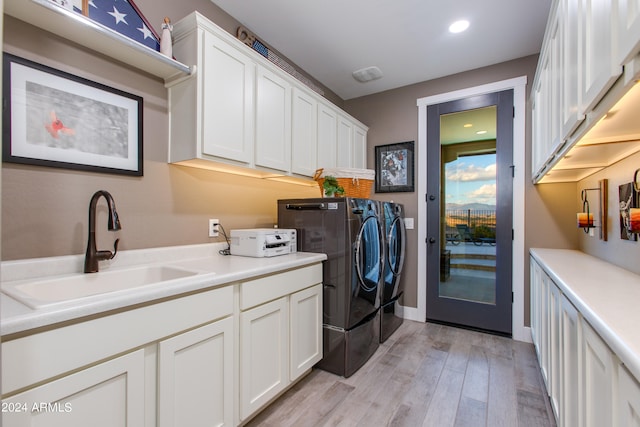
[2, 265, 200, 309]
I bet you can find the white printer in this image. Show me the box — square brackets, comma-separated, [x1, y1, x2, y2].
[230, 228, 297, 257]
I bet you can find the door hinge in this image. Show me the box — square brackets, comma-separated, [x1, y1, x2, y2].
[513, 106, 515, 117]
[512, 292, 514, 303]
[512, 229, 514, 240]
[509, 165, 515, 177]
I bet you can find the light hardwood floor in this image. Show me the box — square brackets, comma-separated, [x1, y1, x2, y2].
[246, 320, 556, 427]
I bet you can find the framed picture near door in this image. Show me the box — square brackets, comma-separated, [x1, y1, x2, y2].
[375, 141, 415, 193]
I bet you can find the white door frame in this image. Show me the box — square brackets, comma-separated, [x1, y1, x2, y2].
[408, 76, 529, 342]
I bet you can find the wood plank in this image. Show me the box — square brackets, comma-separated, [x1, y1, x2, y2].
[246, 320, 555, 427]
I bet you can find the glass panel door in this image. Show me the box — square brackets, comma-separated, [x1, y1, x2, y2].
[426, 90, 513, 336]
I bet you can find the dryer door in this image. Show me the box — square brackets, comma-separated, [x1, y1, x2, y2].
[355, 214, 383, 308]
[383, 213, 406, 301]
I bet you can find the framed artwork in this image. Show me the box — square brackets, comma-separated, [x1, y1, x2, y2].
[375, 141, 415, 193]
[48, 0, 161, 51]
[3, 53, 143, 176]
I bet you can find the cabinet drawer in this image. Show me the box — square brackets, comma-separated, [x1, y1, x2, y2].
[240, 264, 322, 310]
[2, 285, 233, 394]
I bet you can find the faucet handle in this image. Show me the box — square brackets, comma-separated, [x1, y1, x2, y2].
[110, 238, 120, 260]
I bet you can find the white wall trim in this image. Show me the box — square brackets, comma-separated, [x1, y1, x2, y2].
[407, 76, 529, 342]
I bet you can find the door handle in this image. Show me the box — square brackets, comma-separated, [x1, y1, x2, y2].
[428, 237, 436, 244]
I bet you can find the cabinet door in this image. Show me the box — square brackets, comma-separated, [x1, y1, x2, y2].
[561, 294, 580, 427]
[530, 258, 542, 355]
[158, 317, 234, 427]
[240, 297, 289, 420]
[618, 0, 640, 64]
[580, 318, 616, 427]
[618, 364, 640, 426]
[2, 349, 145, 427]
[580, 0, 622, 113]
[290, 284, 322, 381]
[353, 125, 367, 169]
[255, 66, 292, 172]
[291, 87, 318, 177]
[317, 103, 338, 169]
[202, 30, 254, 163]
[336, 115, 353, 168]
[539, 267, 550, 389]
[548, 280, 562, 418]
[532, 52, 550, 178]
[562, 0, 584, 138]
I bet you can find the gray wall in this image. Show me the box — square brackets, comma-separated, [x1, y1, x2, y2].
[344, 56, 577, 323]
[577, 151, 640, 273]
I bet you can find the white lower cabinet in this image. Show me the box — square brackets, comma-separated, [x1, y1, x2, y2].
[560, 294, 580, 427]
[618, 363, 640, 426]
[580, 318, 617, 427]
[1, 263, 323, 427]
[2, 349, 146, 427]
[531, 255, 635, 427]
[158, 317, 234, 427]
[238, 266, 323, 422]
[290, 284, 323, 381]
[240, 297, 290, 419]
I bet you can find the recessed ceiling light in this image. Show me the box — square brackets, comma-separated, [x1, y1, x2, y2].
[352, 66, 383, 83]
[476, 130, 487, 135]
[449, 20, 470, 34]
[463, 123, 473, 128]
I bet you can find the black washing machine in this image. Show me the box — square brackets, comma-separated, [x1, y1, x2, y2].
[380, 201, 406, 342]
[278, 197, 384, 377]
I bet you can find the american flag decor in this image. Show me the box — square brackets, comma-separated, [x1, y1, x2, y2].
[51, 0, 161, 51]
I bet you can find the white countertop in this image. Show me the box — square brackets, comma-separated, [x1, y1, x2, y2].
[1, 243, 326, 336]
[530, 248, 640, 381]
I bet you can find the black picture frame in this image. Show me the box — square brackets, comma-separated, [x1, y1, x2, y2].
[375, 141, 415, 193]
[3, 53, 143, 176]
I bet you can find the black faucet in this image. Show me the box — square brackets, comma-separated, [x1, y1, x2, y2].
[84, 190, 121, 273]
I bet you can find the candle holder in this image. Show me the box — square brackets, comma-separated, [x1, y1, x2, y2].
[578, 179, 608, 240]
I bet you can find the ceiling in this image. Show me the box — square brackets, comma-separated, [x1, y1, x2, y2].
[210, 0, 553, 100]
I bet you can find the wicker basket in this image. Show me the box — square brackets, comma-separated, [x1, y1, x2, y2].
[313, 168, 375, 198]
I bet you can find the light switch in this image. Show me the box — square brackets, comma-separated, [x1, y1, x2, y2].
[404, 218, 414, 229]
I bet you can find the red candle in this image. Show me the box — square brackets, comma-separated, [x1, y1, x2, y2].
[577, 212, 593, 228]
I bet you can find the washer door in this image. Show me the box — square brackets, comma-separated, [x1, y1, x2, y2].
[355, 215, 383, 296]
[387, 215, 406, 277]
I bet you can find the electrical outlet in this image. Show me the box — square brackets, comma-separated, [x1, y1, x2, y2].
[209, 219, 219, 237]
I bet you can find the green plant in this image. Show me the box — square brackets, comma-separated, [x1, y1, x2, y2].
[323, 176, 345, 196]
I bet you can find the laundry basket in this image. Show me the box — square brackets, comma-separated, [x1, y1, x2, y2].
[314, 168, 375, 198]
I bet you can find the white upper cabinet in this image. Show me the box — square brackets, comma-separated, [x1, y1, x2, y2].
[580, 0, 622, 114]
[618, 0, 640, 64]
[255, 66, 292, 172]
[336, 115, 354, 168]
[317, 103, 339, 170]
[201, 30, 255, 164]
[561, 0, 583, 138]
[531, 0, 638, 183]
[168, 12, 368, 179]
[353, 124, 368, 169]
[291, 87, 318, 176]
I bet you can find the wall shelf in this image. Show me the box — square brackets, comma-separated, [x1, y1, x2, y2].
[4, 0, 193, 83]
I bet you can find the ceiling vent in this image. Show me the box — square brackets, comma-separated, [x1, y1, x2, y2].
[352, 66, 383, 83]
